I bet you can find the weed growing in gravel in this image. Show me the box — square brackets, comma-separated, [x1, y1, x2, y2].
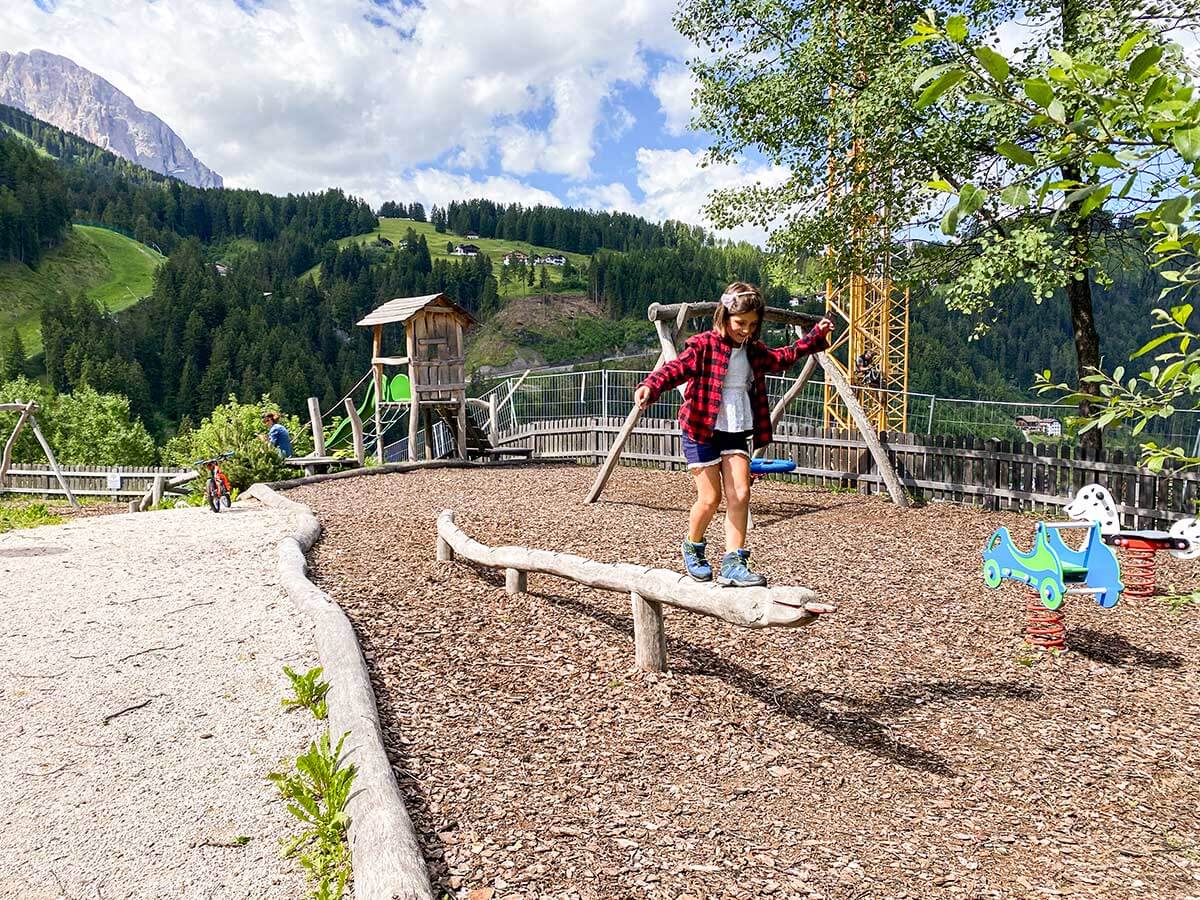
[283, 666, 330, 720]
[1162, 590, 1200, 612]
[269, 730, 356, 900]
[0, 501, 62, 533]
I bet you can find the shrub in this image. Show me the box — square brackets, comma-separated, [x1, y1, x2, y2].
[0, 378, 155, 466]
[162, 394, 310, 491]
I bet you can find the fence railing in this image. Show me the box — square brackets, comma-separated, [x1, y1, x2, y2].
[1, 464, 194, 499]
[470, 367, 1200, 453]
[486, 416, 1193, 530]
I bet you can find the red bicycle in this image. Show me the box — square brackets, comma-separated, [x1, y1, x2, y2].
[196, 452, 233, 512]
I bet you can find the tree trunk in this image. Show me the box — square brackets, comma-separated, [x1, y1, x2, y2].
[1061, 0, 1103, 455]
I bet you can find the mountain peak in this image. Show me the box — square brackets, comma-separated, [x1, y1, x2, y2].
[0, 48, 223, 189]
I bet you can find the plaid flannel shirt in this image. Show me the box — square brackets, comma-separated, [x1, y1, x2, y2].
[639, 328, 830, 448]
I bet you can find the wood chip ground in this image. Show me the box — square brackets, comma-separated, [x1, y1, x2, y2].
[295, 466, 1200, 899]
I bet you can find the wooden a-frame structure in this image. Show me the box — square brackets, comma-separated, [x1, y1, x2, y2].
[585, 301, 908, 507]
[0, 400, 79, 506]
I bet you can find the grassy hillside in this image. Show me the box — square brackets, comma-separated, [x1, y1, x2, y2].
[308, 217, 590, 297]
[0, 224, 164, 354]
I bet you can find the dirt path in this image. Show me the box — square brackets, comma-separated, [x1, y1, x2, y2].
[0, 501, 317, 899]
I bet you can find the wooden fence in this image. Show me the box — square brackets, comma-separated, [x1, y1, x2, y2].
[1, 464, 195, 499]
[493, 417, 1195, 530]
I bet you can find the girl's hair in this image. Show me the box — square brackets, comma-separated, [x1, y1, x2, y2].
[713, 281, 765, 340]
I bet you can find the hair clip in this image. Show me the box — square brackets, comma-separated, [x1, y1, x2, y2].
[720, 292, 738, 309]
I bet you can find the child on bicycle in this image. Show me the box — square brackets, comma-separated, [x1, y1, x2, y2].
[633, 282, 833, 587]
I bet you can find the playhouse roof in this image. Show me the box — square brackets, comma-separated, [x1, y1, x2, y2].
[356, 293, 476, 328]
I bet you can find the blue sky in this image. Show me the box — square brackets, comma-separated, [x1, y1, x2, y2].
[2, 0, 785, 241]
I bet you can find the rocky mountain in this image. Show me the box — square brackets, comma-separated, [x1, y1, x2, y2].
[0, 49, 222, 189]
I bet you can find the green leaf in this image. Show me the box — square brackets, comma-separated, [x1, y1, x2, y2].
[997, 141, 1036, 166]
[1171, 302, 1194, 326]
[901, 33, 939, 47]
[916, 69, 967, 109]
[1000, 184, 1030, 207]
[946, 15, 968, 43]
[1118, 31, 1149, 61]
[913, 63, 953, 91]
[1049, 48, 1074, 69]
[1088, 151, 1122, 168]
[925, 179, 954, 192]
[958, 183, 987, 217]
[974, 46, 1010, 82]
[1118, 173, 1138, 198]
[941, 201, 961, 235]
[1173, 125, 1200, 163]
[1024, 79, 1054, 108]
[1079, 183, 1112, 218]
[1047, 99, 1066, 123]
[1129, 45, 1164, 82]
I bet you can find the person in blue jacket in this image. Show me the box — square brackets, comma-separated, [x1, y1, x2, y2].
[260, 411, 294, 458]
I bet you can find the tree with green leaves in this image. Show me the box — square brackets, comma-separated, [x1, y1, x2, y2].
[1, 330, 27, 381]
[908, 3, 1200, 464]
[676, 0, 1197, 450]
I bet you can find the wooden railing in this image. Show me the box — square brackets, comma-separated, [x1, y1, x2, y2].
[490, 417, 1195, 530]
[1, 463, 194, 499]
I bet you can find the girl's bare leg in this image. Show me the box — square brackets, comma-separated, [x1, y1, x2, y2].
[721, 453, 752, 550]
[688, 464, 722, 542]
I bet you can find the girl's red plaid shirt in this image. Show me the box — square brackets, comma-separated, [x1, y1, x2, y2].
[639, 328, 831, 449]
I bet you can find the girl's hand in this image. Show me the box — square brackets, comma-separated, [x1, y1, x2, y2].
[811, 317, 834, 339]
[634, 385, 652, 409]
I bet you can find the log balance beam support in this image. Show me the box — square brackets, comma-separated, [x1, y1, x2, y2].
[435, 509, 834, 673]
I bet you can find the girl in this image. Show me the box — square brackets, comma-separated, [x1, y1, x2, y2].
[633, 283, 833, 587]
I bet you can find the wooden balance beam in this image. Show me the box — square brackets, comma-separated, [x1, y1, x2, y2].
[435, 509, 834, 672]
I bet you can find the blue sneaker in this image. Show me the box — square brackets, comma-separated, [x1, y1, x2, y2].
[718, 549, 767, 587]
[681, 539, 713, 582]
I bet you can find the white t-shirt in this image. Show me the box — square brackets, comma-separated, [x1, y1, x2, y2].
[714, 344, 753, 433]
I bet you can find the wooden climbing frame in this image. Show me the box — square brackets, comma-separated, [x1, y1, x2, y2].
[584, 301, 909, 507]
[0, 401, 79, 507]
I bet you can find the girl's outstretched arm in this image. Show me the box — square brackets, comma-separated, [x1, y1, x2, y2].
[756, 321, 832, 374]
[639, 341, 699, 403]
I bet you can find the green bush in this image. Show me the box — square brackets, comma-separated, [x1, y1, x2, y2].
[0, 378, 156, 466]
[162, 394, 310, 491]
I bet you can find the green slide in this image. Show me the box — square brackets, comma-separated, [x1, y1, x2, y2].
[325, 374, 411, 450]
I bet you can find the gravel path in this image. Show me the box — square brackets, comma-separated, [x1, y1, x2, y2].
[297, 465, 1200, 900]
[0, 501, 318, 899]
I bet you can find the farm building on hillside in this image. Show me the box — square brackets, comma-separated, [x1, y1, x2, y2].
[465, 231, 480, 239]
[503, 251, 530, 266]
[1015, 415, 1063, 437]
[451, 243, 481, 257]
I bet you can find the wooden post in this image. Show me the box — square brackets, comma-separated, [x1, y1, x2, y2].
[488, 395, 499, 437]
[436, 534, 454, 562]
[505, 567, 527, 595]
[456, 391, 468, 461]
[422, 408, 435, 461]
[631, 591, 667, 672]
[373, 324, 385, 465]
[151, 475, 166, 507]
[344, 397, 365, 465]
[0, 404, 31, 483]
[27, 412, 78, 507]
[407, 323, 420, 462]
[308, 396, 327, 458]
[816, 354, 907, 507]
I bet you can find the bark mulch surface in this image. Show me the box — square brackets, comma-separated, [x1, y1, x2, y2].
[295, 466, 1200, 900]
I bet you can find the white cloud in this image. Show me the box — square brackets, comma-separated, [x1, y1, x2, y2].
[349, 169, 562, 213]
[651, 62, 696, 136]
[571, 147, 789, 245]
[0, 0, 685, 191]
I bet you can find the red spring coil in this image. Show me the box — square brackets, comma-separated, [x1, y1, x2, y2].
[1025, 597, 1066, 650]
[1121, 547, 1157, 599]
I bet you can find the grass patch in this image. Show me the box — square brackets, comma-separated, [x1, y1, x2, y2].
[0, 501, 63, 533]
[0, 225, 164, 354]
[304, 218, 590, 298]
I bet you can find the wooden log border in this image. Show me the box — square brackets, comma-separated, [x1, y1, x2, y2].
[245, 481, 435, 900]
[435, 509, 835, 672]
